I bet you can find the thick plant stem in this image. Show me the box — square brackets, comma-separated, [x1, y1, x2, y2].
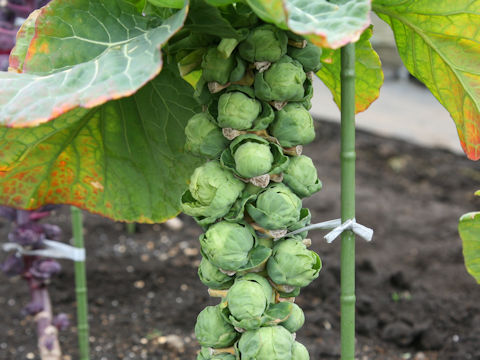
[34, 287, 62, 360]
[71, 206, 90, 360]
[340, 43, 356, 360]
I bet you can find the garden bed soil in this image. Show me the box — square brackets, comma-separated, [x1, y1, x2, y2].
[1, 120, 479, 360]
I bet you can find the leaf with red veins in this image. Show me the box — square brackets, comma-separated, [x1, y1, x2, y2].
[1, 0, 188, 127]
[373, 0, 480, 160]
[0, 65, 203, 223]
[246, 0, 371, 49]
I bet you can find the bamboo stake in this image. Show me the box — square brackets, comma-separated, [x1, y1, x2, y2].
[70, 206, 90, 360]
[340, 43, 356, 360]
[126, 222, 136, 234]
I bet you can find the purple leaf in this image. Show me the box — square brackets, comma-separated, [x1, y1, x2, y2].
[53, 313, 69, 331]
[22, 299, 44, 316]
[30, 259, 61, 281]
[41, 223, 62, 241]
[29, 205, 61, 221]
[8, 223, 46, 246]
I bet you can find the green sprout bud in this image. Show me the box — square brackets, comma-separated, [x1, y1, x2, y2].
[234, 142, 273, 178]
[267, 239, 321, 288]
[181, 161, 245, 225]
[195, 305, 238, 348]
[270, 103, 315, 147]
[287, 208, 311, 240]
[238, 326, 294, 360]
[185, 113, 229, 159]
[280, 303, 305, 333]
[217, 92, 262, 130]
[254, 55, 306, 102]
[197, 348, 237, 360]
[287, 42, 323, 72]
[246, 183, 302, 230]
[238, 24, 288, 63]
[200, 221, 255, 271]
[282, 155, 322, 198]
[292, 342, 310, 360]
[226, 273, 274, 330]
[198, 257, 234, 290]
[221, 134, 289, 179]
[202, 47, 235, 85]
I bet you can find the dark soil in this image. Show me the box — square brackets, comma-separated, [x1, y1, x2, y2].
[1, 120, 479, 360]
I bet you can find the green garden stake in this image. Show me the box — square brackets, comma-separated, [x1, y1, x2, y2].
[126, 222, 136, 234]
[340, 43, 356, 360]
[71, 206, 90, 360]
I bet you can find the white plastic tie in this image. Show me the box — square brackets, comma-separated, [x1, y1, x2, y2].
[2, 239, 86, 262]
[283, 218, 373, 244]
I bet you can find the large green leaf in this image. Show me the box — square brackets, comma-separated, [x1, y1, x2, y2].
[2, 0, 188, 127]
[0, 66, 202, 223]
[245, 0, 371, 49]
[373, 0, 480, 161]
[459, 211, 480, 284]
[316, 27, 383, 114]
[184, 0, 240, 38]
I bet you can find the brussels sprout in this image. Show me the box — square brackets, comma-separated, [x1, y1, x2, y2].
[238, 326, 294, 360]
[280, 303, 305, 333]
[200, 221, 255, 271]
[254, 55, 306, 102]
[287, 42, 323, 72]
[238, 24, 288, 63]
[181, 161, 245, 225]
[246, 183, 302, 230]
[217, 92, 262, 130]
[221, 134, 289, 179]
[283, 155, 322, 197]
[292, 341, 310, 360]
[267, 239, 321, 288]
[225, 273, 274, 330]
[185, 113, 229, 158]
[195, 305, 238, 348]
[236, 245, 272, 274]
[251, 101, 275, 130]
[270, 103, 315, 147]
[202, 47, 235, 85]
[198, 257, 234, 290]
[236, 142, 273, 177]
[287, 208, 311, 240]
[224, 183, 263, 222]
[277, 286, 301, 298]
[197, 347, 237, 360]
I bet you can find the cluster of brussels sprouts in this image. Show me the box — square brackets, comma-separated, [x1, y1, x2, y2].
[181, 21, 324, 360]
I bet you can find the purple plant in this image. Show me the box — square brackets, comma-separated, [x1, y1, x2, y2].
[1, 206, 67, 360]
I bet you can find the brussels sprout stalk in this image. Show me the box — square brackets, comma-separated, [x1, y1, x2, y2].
[209, 82, 231, 94]
[283, 145, 303, 156]
[249, 222, 288, 239]
[269, 100, 288, 111]
[288, 39, 307, 48]
[185, 23, 322, 360]
[211, 347, 236, 355]
[208, 289, 229, 298]
[254, 61, 271, 72]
